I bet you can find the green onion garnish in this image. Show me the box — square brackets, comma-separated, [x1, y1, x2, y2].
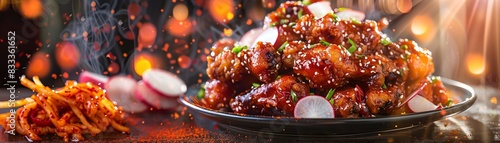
[252, 83, 260, 88]
[446, 99, 453, 107]
[403, 54, 410, 62]
[291, 90, 298, 103]
[278, 41, 289, 52]
[399, 69, 404, 77]
[276, 75, 282, 79]
[356, 54, 365, 59]
[302, 0, 311, 6]
[381, 37, 392, 46]
[298, 9, 303, 19]
[347, 38, 357, 53]
[310, 92, 314, 95]
[232, 45, 247, 54]
[329, 99, 335, 105]
[431, 76, 440, 84]
[280, 19, 289, 24]
[325, 88, 335, 100]
[401, 45, 408, 50]
[382, 83, 387, 89]
[288, 22, 296, 27]
[197, 84, 206, 99]
[270, 22, 278, 27]
[351, 17, 361, 25]
[319, 39, 331, 46]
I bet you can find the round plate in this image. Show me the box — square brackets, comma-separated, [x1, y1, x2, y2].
[180, 78, 476, 135]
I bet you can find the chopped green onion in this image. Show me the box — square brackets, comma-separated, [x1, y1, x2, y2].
[325, 88, 335, 100]
[280, 19, 289, 24]
[446, 99, 453, 107]
[232, 45, 247, 54]
[252, 83, 260, 88]
[381, 37, 392, 46]
[302, 0, 311, 6]
[309, 43, 319, 49]
[338, 7, 347, 12]
[319, 39, 331, 46]
[278, 41, 289, 52]
[431, 76, 440, 84]
[399, 69, 404, 77]
[382, 83, 387, 89]
[351, 17, 361, 25]
[356, 54, 365, 59]
[403, 54, 410, 62]
[197, 84, 206, 99]
[329, 99, 335, 105]
[298, 9, 303, 19]
[401, 45, 408, 50]
[291, 90, 298, 103]
[270, 22, 278, 27]
[310, 92, 314, 95]
[288, 22, 297, 27]
[276, 75, 282, 79]
[347, 38, 357, 53]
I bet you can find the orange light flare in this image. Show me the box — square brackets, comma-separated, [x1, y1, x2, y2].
[165, 18, 193, 37]
[466, 53, 486, 75]
[207, 0, 235, 23]
[173, 4, 188, 21]
[262, 0, 276, 9]
[128, 3, 141, 20]
[26, 52, 51, 78]
[411, 15, 435, 42]
[138, 23, 157, 48]
[55, 42, 81, 70]
[0, 0, 9, 11]
[133, 53, 160, 76]
[19, 0, 43, 19]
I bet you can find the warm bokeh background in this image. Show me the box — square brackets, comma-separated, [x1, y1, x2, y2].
[0, 0, 499, 91]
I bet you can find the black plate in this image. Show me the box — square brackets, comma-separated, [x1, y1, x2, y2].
[180, 78, 476, 136]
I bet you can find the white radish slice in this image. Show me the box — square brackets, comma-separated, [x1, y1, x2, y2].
[79, 71, 108, 88]
[240, 28, 264, 47]
[135, 81, 179, 110]
[105, 76, 147, 113]
[142, 69, 187, 98]
[335, 9, 366, 21]
[307, 1, 333, 19]
[407, 95, 438, 113]
[294, 96, 335, 118]
[250, 26, 279, 48]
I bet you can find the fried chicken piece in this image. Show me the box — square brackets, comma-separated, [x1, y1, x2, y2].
[243, 42, 282, 83]
[365, 84, 404, 115]
[206, 40, 247, 83]
[230, 75, 310, 116]
[200, 79, 236, 110]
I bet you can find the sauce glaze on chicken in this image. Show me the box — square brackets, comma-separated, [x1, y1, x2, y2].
[201, 1, 451, 118]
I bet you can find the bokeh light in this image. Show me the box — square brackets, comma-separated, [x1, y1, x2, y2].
[207, 0, 235, 23]
[133, 53, 159, 76]
[0, 0, 9, 11]
[139, 23, 157, 47]
[55, 42, 80, 70]
[173, 4, 188, 21]
[26, 52, 51, 78]
[262, 0, 276, 9]
[466, 53, 486, 75]
[165, 18, 193, 37]
[411, 15, 432, 35]
[128, 2, 141, 20]
[177, 55, 191, 69]
[108, 62, 120, 74]
[20, 0, 43, 19]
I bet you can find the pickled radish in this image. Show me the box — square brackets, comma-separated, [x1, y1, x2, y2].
[106, 76, 147, 113]
[335, 9, 365, 21]
[250, 26, 279, 48]
[78, 71, 108, 88]
[307, 1, 333, 19]
[142, 69, 187, 98]
[407, 95, 438, 113]
[294, 96, 335, 118]
[240, 28, 264, 47]
[135, 81, 179, 110]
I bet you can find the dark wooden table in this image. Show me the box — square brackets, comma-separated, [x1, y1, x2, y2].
[0, 86, 498, 142]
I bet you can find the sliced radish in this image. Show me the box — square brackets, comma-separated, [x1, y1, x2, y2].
[335, 9, 365, 21]
[397, 82, 428, 108]
[135, 81, 179, 110]
[407, 95, 438, 113]
[105, 76, 147, 113]
[142, 69, 187, 98]
[307, 1, 333, 19]
[294, 95, 335, 118]
[79, 71, 108, 88]
[240, 28, 264, 47]
[250, 26, 279, 48]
